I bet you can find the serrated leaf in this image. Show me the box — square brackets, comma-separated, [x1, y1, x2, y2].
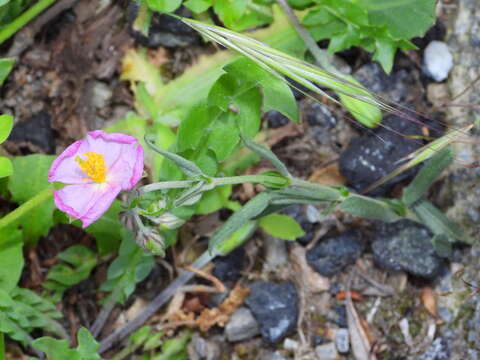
[0, 114, 13, 143]
[340, 195, 401, 222]
[8, 155, 55, 243]
[258, 214, 304, 240]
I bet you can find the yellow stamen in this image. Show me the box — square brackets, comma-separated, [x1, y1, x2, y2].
[75, 152, 107, 183]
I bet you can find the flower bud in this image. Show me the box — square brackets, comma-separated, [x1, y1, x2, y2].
[136, 228, 166, 256]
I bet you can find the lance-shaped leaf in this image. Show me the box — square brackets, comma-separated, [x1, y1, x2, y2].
[412, 199, 469, 243]
[241, 135, 291, 178]
[340, 194, 402, 222]
[402, 147, 453, 206]
[145, 135, 204, 177]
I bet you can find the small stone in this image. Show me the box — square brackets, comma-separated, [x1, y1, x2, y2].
[91, 81, 112, 109]
[427, 83, 449, 107]
[263, 236, 288, 271]
[265, 110, 289, 128]
[127, 3, 199, 48]
[306, 205, 321, 223]
[306, 230, 364, 277]
[315, 342, 339, 360]
[260, 351, 286, 360]
[335, 328, 349, 354]
[8, 111, 55, 154]
[282, 205, 317, 244]
[245, 281, 299, 344]
[372, 220, 444, 279]
[283, 338, 299, 351]
[339, 115, 423, 196]
[189, 334, 221, 360]
[333, 305, 347, 328]
[423, 41, 453, 82]
[212, 247, 245, 286]
[419, 337, 450, 360]
[225, 307, 260, 342]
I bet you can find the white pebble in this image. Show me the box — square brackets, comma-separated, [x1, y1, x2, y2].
[423, 41, 453, 82]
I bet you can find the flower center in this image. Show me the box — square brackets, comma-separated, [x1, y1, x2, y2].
[75, 152, 107, 183]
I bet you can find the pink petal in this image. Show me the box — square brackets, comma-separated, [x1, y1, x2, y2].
[53, 183, 121, 228]
[48, 139, 92, 185]
[86, 131, 139, 167]
[107, 143, 144, 190]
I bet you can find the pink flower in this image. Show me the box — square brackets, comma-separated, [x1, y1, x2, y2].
[48, 130, 144, 228]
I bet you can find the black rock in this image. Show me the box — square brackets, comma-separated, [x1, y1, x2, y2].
[282, 205, 317, 244]
[127, 3, 200, 48]
[8, 111, 55, 154]
[338, 114, 423, 196]
[333, 305, 348, 328]
[303, 101, 338, 145]
[354, 62, 415, 104]
[372, 220, 445, 279]
[306, 230, 364, 277]
[419, 337, 450, 360]
[212, 247, 245, 286]
[264, 110, 289, 129]
[245, 281, 299, 344]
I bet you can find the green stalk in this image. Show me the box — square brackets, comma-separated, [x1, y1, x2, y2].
[0, 187, 52, 231]
[0, 0, 57, 44]
[0, 333, 4, 360]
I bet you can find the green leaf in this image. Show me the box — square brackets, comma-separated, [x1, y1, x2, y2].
[76, 328, 101, 360]
[210, 192, 272, 253]
[184, 0, 212, 13]
[372, 37, 396, 74]
[44, 245, 97, 299]
[431, 234, 452, 258]
[0, 114, 13, 143]
[146, 0, 182, 13]
[0, 227, 23, 293]
[0, 287, 64, 346]
[340, 195, 401, 222]
[207, 112, 240, 162]
[196, 185, 232, 215]
[223, 58, 299, 122]
[8, 155, 55, 243]
[32, 328, 100, 360]
[100, 229, 154, 304]
[177, 103, 218, 152]
[0, 58, 15, 86]
[359, 0, 436, 39]
[85, 200, 123, 255]
[403, 147, 453, 207]
[412, 199, 468, 243]
[258, 214, 304, 240]
[241, 136, 291, 178]
[0, 156, 12, 178]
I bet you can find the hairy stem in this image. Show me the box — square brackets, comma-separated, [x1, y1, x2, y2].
[0, 187, 52, 233]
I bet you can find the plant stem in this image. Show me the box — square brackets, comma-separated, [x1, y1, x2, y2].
[213, 174, 288, 187]
[0, 333, 5, 360]
[0, 0, 57, 44]
[0, 187, 52, 232]
[275, 0, 337, 73]
[98, 250, 214, 354]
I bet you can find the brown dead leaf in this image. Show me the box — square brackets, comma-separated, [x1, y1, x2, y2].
[421, 287, 438, 318]
[336, 290, 364, 302]
[308, 163, 346, 186]
[266, 122, 303, 147]
[197, 284, 250, 331]
[346, 282, 377, 360]
[290, 245, 330, 293]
